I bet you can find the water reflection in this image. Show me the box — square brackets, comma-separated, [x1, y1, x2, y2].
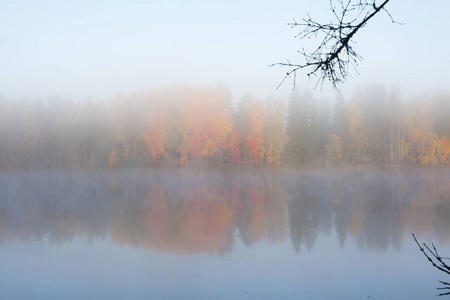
[1, 169, 450, 254]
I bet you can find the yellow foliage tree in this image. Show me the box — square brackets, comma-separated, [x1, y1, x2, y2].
[437, 136, 450, 165]
[325, 134, 343, 166]
[400, 138, 412, 161]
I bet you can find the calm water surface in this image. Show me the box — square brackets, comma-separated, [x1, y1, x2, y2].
[1, 169, 450, 299]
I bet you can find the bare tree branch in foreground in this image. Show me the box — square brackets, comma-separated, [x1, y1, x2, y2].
[413, 233, 450, 296]
[271, 0, 399, 90]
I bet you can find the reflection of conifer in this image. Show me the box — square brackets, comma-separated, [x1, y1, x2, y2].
[286, 178, 320, 252]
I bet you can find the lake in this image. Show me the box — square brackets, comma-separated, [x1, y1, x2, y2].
[1, 169, 449, 299]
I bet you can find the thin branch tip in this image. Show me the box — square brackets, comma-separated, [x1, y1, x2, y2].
[273, 0, 398, 90]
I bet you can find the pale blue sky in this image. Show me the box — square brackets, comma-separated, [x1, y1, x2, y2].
[0, 0, 448, 102]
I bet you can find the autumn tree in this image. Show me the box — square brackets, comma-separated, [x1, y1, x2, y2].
[325, 134, 343, 166]
[223, 127, 241, 164]
[437, 137, 450, 165]
[2, 84, 450, 170]
[183, 87, 233, 166]
[404, 101, 439, 165]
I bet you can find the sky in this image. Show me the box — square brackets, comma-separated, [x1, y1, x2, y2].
[0, 0, 449, 103]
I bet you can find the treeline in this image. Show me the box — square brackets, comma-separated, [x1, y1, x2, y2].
[0, 84, 449, 169]
[0, 85, 285, 168]
[323, 86, 450, 166]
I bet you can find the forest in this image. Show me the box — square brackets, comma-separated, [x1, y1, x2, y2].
[0, 84, 449, 169]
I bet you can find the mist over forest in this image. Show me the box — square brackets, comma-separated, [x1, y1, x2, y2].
[1, 84, 449, 169]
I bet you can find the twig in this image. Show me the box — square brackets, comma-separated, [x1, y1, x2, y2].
[413, 233, 450, 296]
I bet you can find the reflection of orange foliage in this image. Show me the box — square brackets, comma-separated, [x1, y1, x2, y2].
[112, 182, 235, 254]
[185, 203, 234, 252]
[248, 182, 266, 242]
[4, 171, 450, 253]
[349, 201, 365, 237]
[107, 174, 288, 254]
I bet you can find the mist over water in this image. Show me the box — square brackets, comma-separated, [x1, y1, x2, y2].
[1, 169, 449, 299]
[2, 1, 450, 299]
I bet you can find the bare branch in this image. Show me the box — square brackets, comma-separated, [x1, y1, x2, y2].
[271, 0, 400, 90]
[413, 233, 450, 296]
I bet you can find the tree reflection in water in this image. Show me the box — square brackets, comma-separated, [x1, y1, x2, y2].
[0, 169, 450, 255]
